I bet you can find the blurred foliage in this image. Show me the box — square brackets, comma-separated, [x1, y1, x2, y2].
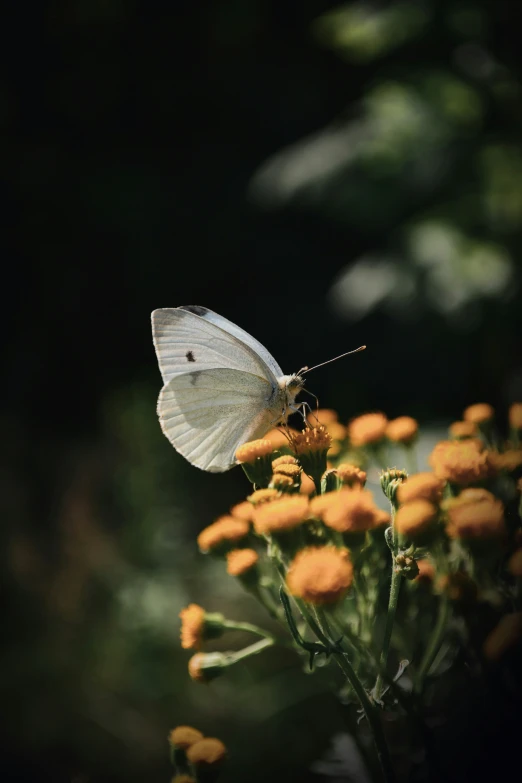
[2, 0, 522, 781]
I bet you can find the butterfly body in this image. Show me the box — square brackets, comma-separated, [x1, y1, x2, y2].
[152, 306, 304, 472]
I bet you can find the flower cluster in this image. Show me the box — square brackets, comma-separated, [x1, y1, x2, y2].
[169, 725, 226, 782]
[174, 400, 522, 781]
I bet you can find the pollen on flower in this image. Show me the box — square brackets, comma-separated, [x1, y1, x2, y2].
[229, 501, 254, 522]
[293, 426, 332, 455]
[313, 488, 389, 532]
[226, 548, 259, 577]
[395, 500, 438, 537]
[179, 604, 206, 650]
[247, 488, 280, 506]
[396, 472, 444, 505]
[509, 402, 522, 429]
[463, 403, 494, 423]
[272, 455, 299, 469]
[429, 439, 494, 484]
[489, 449, 522, 472]
[253, 495, 310, 535]
[186, 738, 227, 766]
[286, 546, 354, 605]
[169, 725, 204, 749]
[336, 463, 367, 488]
[386, 416, 418, 444]
[449, 421, 478, 439]
[348, 412, 388, 447]
[272, 463, 302, 479]
[483, 612, 522, 661]
[444, 489, 505, 539]
[236, 439, 274, 463]
[197, 516, 250, 552]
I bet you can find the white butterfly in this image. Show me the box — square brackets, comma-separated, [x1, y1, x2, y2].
[151, 305, 306, 472]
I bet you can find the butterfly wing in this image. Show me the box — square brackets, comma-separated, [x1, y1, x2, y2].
[178, 305, 284, 378]
[152, 307, 279, 385]
[157, 368, 279, 471]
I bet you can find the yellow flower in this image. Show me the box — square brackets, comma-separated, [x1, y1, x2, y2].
[509, 402, 522, 430]
[168, 726, 204, 749]
[293, 426, 332, 455]
[348, 412, 388, 447]
[247, 488, 280, 505]
[396, 472, 444, 504]
[186, 738, 227, 767]
[253, 495, 310, 535]
[226, 548, 259, 577]
[197, 516, 250, 553]
[299, 472, 316, 495]
[394, 500, 438, 537]
[463, 403, 494, 423]
[272, 463, 302, 479]
[230, 500, 254, 522]
[313, 488, 389, 532]
[414, 559, 435, 585]
[235, 439, 274, 463]
[286, 546, 354, 605]
[483, 612, 522, 661]
[444, 488, 505, 539]
[336, 463, 367, 488]
[272, 455, 299, 469]
[386, 416, 418, 444]
[449, 420, 478, 439]
[179, 604, 206, 650]
[307, 408, 339, 426]
[270, 473, 294, 491]
[429, 439, 494, 484]
[489, 449, 522, 472]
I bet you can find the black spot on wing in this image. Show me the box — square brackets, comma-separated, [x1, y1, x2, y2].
[186, 350, 195, 362]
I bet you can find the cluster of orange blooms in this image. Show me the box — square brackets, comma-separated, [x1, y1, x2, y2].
[168, 725, 226, 782]
[179, 401, 522, 680]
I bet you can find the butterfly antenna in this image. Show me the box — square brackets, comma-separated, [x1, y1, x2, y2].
[300, 345, 366, 375]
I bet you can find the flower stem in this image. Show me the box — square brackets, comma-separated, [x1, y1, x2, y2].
[223, 620, 274, 641]
[374, 519, 402, 700]
[414, 594, 450, 694]
[227, 637, 274, 664]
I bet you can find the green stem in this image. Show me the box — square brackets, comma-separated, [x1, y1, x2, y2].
[414, 595, 450, 694]
[223, 620, 274, 641]
[227, 637, 274, 664]
[374, 563, 402, 700]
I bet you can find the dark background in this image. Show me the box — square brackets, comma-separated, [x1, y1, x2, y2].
[2, 1, 522, 782]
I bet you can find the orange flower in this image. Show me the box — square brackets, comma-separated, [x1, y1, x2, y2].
[437, 572, 478, 603]
[197, 516, 250, 553]
[187, 652, 225, 682]
[489, 450, 522, 472]
[272, 455, 299, 469]
[272, 463, 302, 479]
[247, 488, 280, 506]
[414, 559, 435, 585]
[348, 412, 388, 447]
[179, 604, 206, 650]
[396, 472, 444, 504]
[226, 548, 259, 577]
[168, 726, 204, 749]
[449, 421, 478, 439]
[313, 488, 389, 532]
[253, 495, 310, 535]
[293, 426, 332, 456]
[394, 500, 438, 537]
[336, 463, 367, 488]
[444, 488, 505, 539]
[463, 403, 494, 423]
[187, 738, 227, 766]
[188, 653, 207, 682]
[299, 472, 316, 495]
[483, 612, 522, 661]
[307, 408, 339, 426]
[509, 403, 522, 430]
[235, 439, 274, 463]
[429, 439, 494, 484]
[508, 549, 522, 577]
[286, 546, 354, 605]
[229, 501, 254, 522]
[386, 416, 418, 444]
[270, 473, 294, 490]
